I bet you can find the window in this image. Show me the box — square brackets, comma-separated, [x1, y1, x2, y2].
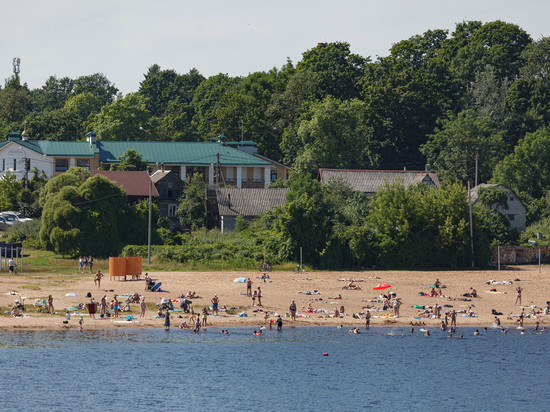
[509, 196, 515, 201]
[168, 204, 177, 217]
[76, 159, 90, 170]
[271, 170, 277, 182]
[2, 158, 4, 171]
[13, 159, 17, 170]
[55, 158, 69, 172]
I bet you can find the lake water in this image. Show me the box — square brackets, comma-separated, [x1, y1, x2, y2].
[0, 326, 549, 411]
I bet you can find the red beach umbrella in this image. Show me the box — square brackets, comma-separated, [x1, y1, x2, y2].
[373, 283, 392, 290]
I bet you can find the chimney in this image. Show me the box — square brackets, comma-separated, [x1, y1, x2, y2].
[403, 166, 407, 171]
[86, 131, 97, 147]
[425, 164, 430, 171]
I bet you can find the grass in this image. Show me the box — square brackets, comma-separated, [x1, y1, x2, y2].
[3, 248, 307, 275]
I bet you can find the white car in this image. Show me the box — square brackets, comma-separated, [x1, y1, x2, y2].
[0, 212, 32, 223]
[0, 216, 14, 231]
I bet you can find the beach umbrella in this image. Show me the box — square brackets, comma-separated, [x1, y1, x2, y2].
[65, 293, 78, 297]
[233, 277, 247, 283]
[373, 284, 391, 290]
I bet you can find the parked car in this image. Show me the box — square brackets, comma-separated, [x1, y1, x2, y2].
[0, 216, 14, 231]
[0, 212, 32, 223]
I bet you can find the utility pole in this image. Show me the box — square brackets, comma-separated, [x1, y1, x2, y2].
[148, 180, 152, 265]
[468, 181, 475, 267]
[475, 152, 479, 187]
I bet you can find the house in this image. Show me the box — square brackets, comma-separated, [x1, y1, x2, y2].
[470, 184, 527, 232]
[89, 171, 159, 204]
[215, 188, 289, 232]
[0, 132, 290, 188]
[150, 170, 184, 227]
[318, 168, 440, 194]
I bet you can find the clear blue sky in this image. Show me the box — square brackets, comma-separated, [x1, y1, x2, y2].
[2, 0, 549, 95]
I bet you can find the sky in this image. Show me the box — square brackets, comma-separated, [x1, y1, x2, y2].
[2, 0, 550, 95]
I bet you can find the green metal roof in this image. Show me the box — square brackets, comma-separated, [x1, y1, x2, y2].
[97, 141, 271, 166]
[0, 140, 96, 157]
[1, 139, 271, 166]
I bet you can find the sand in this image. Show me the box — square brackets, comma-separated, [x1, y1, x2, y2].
[0, 267, 548, 330]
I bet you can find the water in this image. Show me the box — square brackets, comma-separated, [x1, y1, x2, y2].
[1, 326, 549, 411]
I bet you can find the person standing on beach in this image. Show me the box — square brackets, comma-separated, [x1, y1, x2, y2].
[47, 295, 54, 314]
[113, 295, 120, 318]
[88, 256, 93, 273]
[164, 310, 171, 331]
[246, 278, 253, 296]
[365, 310, 371, 330]
[8, 258, 15, 275]
[78, 257, 83, 273]
[515, 286, 523, 305]
[83, 256, 88, 273]
[289, 300, 297, 321]
[257, 287, 262, 306]
[211, 294, 219, 315]
[252, 290, 257, 307]
[100, 295, 107, 317]
[450, 310, 457, 329]
[393, 300, 400, 317]
[140, 297, 146, 318]
[202, 307, 208, 327]
[79, 316, 84, 331]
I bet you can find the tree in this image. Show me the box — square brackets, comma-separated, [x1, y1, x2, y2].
[113, 149, 148, 171]
[39, 174, 131, 257]
[39, 167, 91, 207]
[297, 42, 367, 99]
[90, 93, 151, 140]
[191, 74, 239, 138]
[421, 111, 505, 184]
[281, 97, 378, 174]
[0, 172, 23, 211]
[73, 73, 119, 107]
[176, 173, 206, 230]
[492, 128, 550, 199]
[31, 75, 75, 112]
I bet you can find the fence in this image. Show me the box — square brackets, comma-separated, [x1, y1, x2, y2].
[489, 245, 550, 265]
[0, 243, 23, 273]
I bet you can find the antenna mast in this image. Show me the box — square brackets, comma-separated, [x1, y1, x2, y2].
[13, 58, 20, 75]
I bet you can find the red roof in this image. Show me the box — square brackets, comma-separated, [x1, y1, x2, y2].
[90, 171, 159, 197]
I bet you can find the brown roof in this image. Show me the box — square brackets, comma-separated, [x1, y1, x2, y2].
[217, 188, 289, 217]
[318, 169, 440, 193]
[90, 171, 159, 197]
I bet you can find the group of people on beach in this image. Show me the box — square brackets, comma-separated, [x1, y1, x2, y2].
[77, 256, 94, 274]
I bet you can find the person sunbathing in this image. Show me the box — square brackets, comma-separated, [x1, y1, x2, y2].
[328, 294, 342, 299]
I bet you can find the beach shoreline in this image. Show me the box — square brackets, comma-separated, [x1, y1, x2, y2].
[1, 267, 548, 331]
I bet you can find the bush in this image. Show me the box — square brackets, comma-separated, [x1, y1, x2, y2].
[1, 219, 42, 247]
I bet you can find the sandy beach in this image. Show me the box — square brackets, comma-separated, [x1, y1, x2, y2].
[0, 267, 548, 330]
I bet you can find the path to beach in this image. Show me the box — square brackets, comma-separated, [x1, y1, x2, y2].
[0, 267, 548, 330]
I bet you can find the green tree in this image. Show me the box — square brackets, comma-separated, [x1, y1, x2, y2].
[0, 172, 23, 211]
[73, 73, 119, 108]
[176, 173, 206, 230]
[31, 75, 74, 112]
[112, 149, 148, 171]
[297, 42, 367, 99]
[492, 128, 550, 199]
[421, 111, 505, 184]
[39, 174, 131, 257]
[39, 167, 91, 207]
[281, 96, 377, 174]
[90, 93, 151, 140]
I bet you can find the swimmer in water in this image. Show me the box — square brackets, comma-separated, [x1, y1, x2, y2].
[474, 330, 480, 335]
[424, 330, 430, 336]
[410, 327, 414, 334]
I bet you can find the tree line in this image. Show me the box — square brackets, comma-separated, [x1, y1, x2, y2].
[3, 19, 550, 266]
